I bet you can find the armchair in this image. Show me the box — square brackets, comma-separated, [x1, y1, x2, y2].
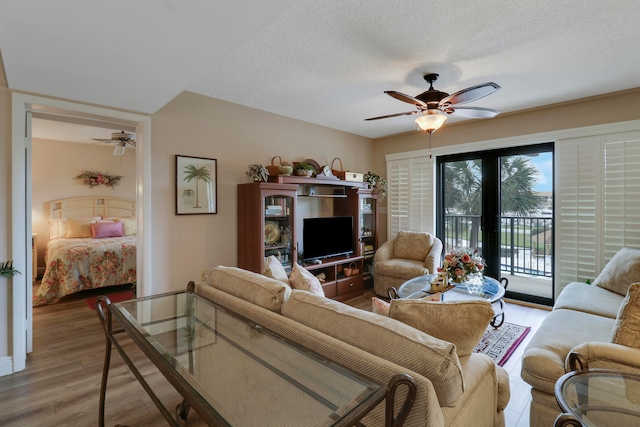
[373, 231, 443, 297]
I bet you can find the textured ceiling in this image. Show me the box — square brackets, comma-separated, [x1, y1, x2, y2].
[2, 0, 640, 140]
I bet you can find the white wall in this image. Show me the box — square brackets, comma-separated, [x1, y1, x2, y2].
[31, 138, 136, 275]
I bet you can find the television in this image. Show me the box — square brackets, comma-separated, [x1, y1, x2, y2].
[303, 216, 354, 260]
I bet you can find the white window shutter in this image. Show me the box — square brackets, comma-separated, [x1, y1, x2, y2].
[387, 154, 433, 238]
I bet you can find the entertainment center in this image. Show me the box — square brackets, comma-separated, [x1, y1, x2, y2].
[237, 176, 379, 301]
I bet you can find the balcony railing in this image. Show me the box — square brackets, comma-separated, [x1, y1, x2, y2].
[443, 214, 553, 278]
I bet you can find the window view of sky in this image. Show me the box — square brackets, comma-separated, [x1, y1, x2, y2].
[529, 152, 553, 192]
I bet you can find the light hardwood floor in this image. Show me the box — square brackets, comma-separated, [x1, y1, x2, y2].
[0, 286, 549, 426]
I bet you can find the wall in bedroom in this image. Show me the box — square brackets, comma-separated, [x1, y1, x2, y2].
[31, 138, 136, 275]
[149, 91, 374, 294]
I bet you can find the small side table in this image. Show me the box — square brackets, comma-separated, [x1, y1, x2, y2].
[554, 369, 640, 426]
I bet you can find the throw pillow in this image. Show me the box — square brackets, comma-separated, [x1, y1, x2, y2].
[593, 247, 640, 296]
[263, 255, 290, 285]
[389, 298, 494, 356]
[116, 217, 137, 236]
[48, 218, 68, 239]
[611, 282, 640, 348]
[90, 221, 124, 238]
[371, 297, 390, 316]
[393, 231, 434, 262]
[289, 263, 325, 297]
[65, 218, 98, 238]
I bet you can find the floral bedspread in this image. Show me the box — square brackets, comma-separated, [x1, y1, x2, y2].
[33, 236, 136, 306]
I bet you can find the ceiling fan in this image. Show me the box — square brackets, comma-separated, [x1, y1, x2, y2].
[365, 73, 501, 133]
[91, 131, 136, 155]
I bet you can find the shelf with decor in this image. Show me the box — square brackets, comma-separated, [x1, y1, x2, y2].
[303, 256, 365, 302]
[237, 182, 298, 274]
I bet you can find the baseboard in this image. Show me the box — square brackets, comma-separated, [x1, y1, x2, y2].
[0, 356, 13, 377]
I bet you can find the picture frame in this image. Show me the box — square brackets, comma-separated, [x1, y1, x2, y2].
[176, 155, 217, 215]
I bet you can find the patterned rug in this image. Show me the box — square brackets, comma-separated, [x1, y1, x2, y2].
[473, 322, 531, 366]
[86, 290, 135, 310]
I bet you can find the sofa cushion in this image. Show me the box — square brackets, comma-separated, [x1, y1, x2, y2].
[282, 289, 464, 406]
[263, 255, 290, 285]
[393, 231, 434, 262]
[375, 259, 429, 279]
[521, 308, 616, 394]
[611, 283, 640, 348]
[389, 299, 494, 356]
[554, 281, 624, 319]
[289, 263, 325, 296]
[209, 266, 291, 313]
[371, 297, 390, 316]
[593, 247, 640, 296]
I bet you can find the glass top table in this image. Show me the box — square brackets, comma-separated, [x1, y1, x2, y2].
[96, 284, 389, 427]
[395, 273, 506, 327]
[555, 369, 640, 427]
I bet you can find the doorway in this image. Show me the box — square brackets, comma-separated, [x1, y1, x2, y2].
[436, 142, 554, 306]
[10, 93, 151, 374]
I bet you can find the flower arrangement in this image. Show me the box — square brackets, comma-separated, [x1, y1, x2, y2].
[364, 171, 387, 200]
[246, 164, 269, 182]
[75, 170, 122, 188]
[438, 248, 485, 282]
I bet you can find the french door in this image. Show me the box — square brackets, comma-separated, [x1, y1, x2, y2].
[436, 143, 554, 305]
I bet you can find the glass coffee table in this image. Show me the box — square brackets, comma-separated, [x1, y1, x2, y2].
[96, 282, 415, 426]
[394, 273, 506, 327]
[555, 369, 640, 426]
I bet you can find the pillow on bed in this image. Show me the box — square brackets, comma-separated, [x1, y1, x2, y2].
[91, 221, 124, 238]
[66, 218, 98, 238]
[116, 217, 136, 235]
[49, 218, 68, 239]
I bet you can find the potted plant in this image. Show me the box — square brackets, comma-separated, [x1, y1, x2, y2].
[294, 163, 315, 177]
[0, 260, 20, 278]
[246, 164, 269, 182]
[364, 171, 387, 200]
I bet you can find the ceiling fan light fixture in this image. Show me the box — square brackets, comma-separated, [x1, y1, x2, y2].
[415, 111, 447, 133]
[113, 145, 126, 156]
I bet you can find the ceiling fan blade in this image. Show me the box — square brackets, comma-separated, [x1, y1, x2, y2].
[385, 91, 429, 108]
[365, 111, 420, 121]
[439, 82, 500, 107]
[91, 138, 115, 143]
[446, 106, 500, 119]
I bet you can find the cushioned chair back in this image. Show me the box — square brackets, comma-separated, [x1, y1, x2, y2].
[393, 231, 435, 261]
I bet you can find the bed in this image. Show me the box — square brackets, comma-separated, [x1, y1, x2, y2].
[33, 196, 137, 306]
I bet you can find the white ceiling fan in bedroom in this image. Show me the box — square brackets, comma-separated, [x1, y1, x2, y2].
[91, 131, 136, 155]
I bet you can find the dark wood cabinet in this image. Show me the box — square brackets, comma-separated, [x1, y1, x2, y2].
[237, 178, 378, 300]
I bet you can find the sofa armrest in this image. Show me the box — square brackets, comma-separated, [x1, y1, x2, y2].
[567, 342, 640, 374]
[423, 237, 443, 273]
[374, 239, 395, 263]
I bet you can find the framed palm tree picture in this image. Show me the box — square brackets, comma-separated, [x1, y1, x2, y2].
[176, 155, 218, 214]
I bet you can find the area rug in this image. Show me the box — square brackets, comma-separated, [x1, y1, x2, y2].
[473, 322, 531, 366]
[86, 290, 135, 310]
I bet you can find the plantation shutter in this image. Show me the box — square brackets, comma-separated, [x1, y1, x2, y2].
[556, 130, 640, 289]
[603, 132, 640, 257]
[387, 153, 434, 238]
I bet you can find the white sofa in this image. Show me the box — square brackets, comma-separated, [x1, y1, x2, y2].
[199, 265, 510, 426]
[521, 248, 640, 427]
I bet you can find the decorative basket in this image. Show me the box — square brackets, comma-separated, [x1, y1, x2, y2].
[331, 157, 346, 180]
[343, 262, 359, 277]
[267, 156, 283, 176]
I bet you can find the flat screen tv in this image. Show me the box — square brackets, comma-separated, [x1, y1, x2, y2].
[303, 216, 354, 260]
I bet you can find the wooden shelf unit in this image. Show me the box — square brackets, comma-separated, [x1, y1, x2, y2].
[237, 178, 378, 300]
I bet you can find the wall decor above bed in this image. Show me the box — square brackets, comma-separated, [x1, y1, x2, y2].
[74, 170, 122, 188]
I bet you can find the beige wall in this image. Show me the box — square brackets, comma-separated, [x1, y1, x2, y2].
[31, 138, 136, 274]
[149, 91, 374, 293]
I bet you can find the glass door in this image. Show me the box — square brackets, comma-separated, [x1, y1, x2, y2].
[437, 143, 554, 305]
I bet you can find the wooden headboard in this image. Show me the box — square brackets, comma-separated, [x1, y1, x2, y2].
[49, 196, 136, 219]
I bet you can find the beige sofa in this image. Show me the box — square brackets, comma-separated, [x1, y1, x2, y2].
[521, 248, 640, 427]
[199, 265, 510, 427]
[374, 231, 443, 297]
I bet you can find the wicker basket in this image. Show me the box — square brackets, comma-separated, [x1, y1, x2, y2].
[331, 158, 346, 179]
[267, 156, 282, 176]
[343, 262, 359, 277]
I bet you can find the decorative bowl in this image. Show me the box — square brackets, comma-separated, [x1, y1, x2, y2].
[279, 165, 293, 175]
[294, 169, 313, 177]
